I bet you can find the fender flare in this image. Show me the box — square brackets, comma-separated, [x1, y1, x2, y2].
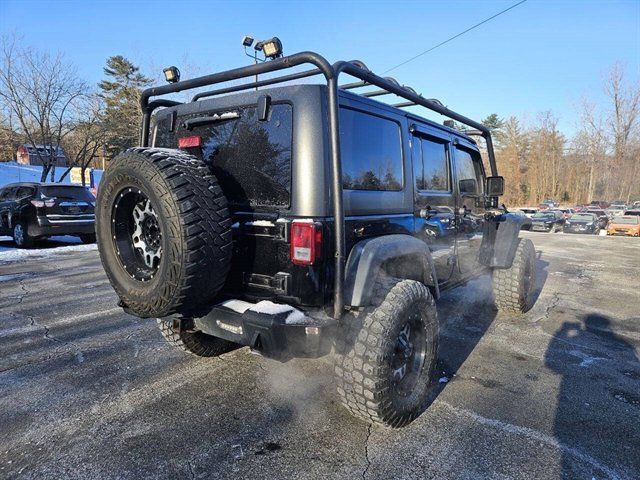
[479, 213, 528, 269]
[343, 234, 439, 307]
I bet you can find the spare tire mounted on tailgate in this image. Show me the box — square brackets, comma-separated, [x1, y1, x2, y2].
[96, 147, 232, 318]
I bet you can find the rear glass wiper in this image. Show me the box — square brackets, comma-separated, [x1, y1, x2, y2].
[182, 112, 240, 130]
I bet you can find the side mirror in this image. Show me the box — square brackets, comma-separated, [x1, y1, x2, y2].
[486, 176, 504, 196]
[459, 178, 477, 195]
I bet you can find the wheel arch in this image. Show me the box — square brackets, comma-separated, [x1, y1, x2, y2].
[343, 234, 439, 307]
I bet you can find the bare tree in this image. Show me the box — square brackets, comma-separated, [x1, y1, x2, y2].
[0, 37, 87, 181]
[575, 99, 608, 202]
[59, 94, 107, 185]
[604, 63, 640, 201]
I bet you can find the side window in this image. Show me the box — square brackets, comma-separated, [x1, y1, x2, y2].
[454, 147, 485, 194]
[0, 187, 16, 201]
[340, 108, 403, 191]
[412, 135, 449, 191]
[16, 186, 34, 199]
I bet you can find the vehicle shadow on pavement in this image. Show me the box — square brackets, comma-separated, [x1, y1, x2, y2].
[531, 253, 550, 306]
[544, 314, 640, 478]
[427, 255, 550, 411]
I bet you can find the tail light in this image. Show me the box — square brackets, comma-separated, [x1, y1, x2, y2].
[31, 198, 55, 208]
[290, 221, 322, 266]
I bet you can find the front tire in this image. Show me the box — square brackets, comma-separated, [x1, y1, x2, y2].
[492, 238, 536, 313]
[13, 222, 33, 248]
[157, 319, 238, 357]
[334, 277, 438, 428]
[96, 148, 232, 318]
[79, 233, 96, 244]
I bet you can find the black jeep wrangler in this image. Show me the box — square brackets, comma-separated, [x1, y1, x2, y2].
[96, 51, 536, 428]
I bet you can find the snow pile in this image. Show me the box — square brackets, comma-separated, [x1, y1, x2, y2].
[0, 162, 103, 187]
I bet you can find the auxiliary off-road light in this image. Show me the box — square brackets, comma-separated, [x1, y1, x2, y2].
[242, 35, 254, 47]
[163, 66, 180, 83]
[260, 37, 283, 59]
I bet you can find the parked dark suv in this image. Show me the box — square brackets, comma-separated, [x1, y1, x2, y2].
[0, 182, 96, 247]
[96, 50, 536, 428]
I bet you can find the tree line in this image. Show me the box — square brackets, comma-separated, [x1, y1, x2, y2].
[0, 37, 150, 183]
[1, 37, 638, 204]
[480, 64, 639, 206]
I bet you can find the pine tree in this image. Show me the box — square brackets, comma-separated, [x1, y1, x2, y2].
[98, 56, 152, 158]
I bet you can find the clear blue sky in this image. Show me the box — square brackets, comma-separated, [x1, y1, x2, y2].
[1, 0, 638, 135]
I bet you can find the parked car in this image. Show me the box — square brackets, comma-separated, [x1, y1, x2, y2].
[563, 212, 600, 234]
[0, 183, 96, 247]
[607, 215, 640, 237]
[530, 210, 565, 232]
[541, 198, 559, 208]
[609, 201, 627, 210]
[518, 207, 538, 218]
[589, 200, 610, 209]
[556, 208, 575, 219]
[605, 205, 625, 220]
[586, 209, 610, 230]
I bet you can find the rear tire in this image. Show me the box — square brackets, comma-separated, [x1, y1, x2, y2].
[96, 148, 232, 318]
[334, 277, 438, 428]
[492, 238, 536, 313]
[13, 222, 33, 248]
[157, 319, 239, 357]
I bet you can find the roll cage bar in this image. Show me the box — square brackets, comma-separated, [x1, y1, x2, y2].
[139, 51, 498, 320]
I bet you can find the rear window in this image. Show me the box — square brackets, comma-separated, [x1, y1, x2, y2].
[159, 104, 293, 208]
[340, 108, 403, 191]
[40, 186, 95, 202]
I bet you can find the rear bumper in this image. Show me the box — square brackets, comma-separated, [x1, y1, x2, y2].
[32, 215, 95, 237]
[180, 300, 336, 361]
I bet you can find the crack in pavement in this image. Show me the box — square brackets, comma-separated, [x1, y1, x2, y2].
[362, 423, 372, 480]
[14, 277, 86, 363]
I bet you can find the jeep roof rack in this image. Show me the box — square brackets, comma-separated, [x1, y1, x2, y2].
[138, 51, 498, 320]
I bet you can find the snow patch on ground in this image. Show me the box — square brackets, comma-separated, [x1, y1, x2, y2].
[568, 349, 606, 368]
[0, 241, 97, 263]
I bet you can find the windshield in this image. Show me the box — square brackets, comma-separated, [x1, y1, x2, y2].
[40, 186, 95, 202]
[533, 212, 554, 219]
[570, 214, 595, 222]
[612, 216, 639, 225]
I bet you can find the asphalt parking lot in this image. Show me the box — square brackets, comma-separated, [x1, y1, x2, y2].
[1, 232, 639, 479]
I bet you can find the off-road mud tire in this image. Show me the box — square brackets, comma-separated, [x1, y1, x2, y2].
[492, 238, 536, 313]
[96, 147, 232, 318]
[157, 319, 238, 357]
[334, 277, 438, 428]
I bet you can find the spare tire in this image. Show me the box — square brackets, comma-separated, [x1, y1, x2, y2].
[96, 147, 232, 318]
